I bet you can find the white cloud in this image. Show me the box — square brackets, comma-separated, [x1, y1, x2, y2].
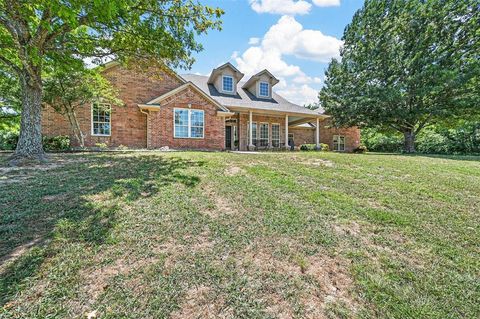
[249, 0, 312, 15]
[235, 46, 303, 77]
[312, 0, 341, 7]
[261, 15, 342, 62]
[234, 15, 341, 78]
[277, 83, 319, 105]
[233, 16, 338, 105]
[293, 74, 322, 84]
[248, 37, 260, 45]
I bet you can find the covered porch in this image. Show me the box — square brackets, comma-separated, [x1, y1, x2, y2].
[223, 108, 328, 151]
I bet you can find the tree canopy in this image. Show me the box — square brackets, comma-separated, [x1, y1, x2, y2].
[0, 0, 223, 163]
[319, 0, 480, 152]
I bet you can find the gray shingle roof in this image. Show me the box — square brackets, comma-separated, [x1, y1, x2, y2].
[182, 74, 324, 116]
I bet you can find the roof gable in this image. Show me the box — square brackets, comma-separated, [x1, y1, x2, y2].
[242, 69, 280, 89]
[182, 74, 326, 117]
[142, 82, 229, 112]
[207, 62, 244, 84]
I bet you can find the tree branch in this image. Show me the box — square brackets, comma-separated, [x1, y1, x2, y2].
[0, 55, 21, 75]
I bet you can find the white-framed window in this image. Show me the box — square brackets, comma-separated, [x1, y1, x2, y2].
[259, 82, 269, 97]
[271, 123, 280, 147]
[333, 135, 345, 151]
[247, 121, 258, 146]
[174, 108, 204, 139]
[91, 102, 111, 136]
[259, 123, 269, 147]
[222, 75, 234, 93]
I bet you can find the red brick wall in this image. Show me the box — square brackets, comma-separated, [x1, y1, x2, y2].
[289, 127, 315, 146]
[147, 86, 225, 150]
[319, 119, 360, 152]
[41, 64, 184, 148]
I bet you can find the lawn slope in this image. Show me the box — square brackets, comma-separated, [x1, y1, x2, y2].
[1, 152, 479, 318]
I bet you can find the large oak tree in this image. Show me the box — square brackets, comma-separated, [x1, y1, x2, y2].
[320, 0, 479, 152]
[0, 0, 223, 163]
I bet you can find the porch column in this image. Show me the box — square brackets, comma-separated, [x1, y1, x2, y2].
[285, 114, 289, 150]
[249, 110, 254, 150]
[230, 124, 235, 151]
[316, 117, 320, 150]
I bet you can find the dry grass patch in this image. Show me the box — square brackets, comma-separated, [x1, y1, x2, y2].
[224, 165, 245, 176]
[201, 184, 239, 218]
[171, 285, 231, 319]
[240, 240, 359, 318]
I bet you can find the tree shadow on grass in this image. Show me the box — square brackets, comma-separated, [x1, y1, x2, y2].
[0, 152, 204, 307]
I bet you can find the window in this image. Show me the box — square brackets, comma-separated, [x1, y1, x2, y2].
[222, 76, 234, 93]
[259, 123, 269, 147]
[333, 135, 345, 151]
[174, 108, 204, 138]
[259, 82, 269, 97]
[247, 122, 257, 146]
[272, 124, 280, 147]
[91, 103, 111, 136]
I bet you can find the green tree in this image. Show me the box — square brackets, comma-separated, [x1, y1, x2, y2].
[0, 69, 20, 131]
[43, 63, 121, 148]
[0, 0, 223, 163]
[320, 0, 480, 152]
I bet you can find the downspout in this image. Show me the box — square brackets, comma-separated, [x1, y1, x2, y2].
[140, 109, 150, 149]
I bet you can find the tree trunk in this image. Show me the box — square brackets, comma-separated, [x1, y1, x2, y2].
[403, 130, 416, 153]
[11, 72, 45, 164]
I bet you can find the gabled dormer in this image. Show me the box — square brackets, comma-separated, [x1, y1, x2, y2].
[207, 62, 244, 95]
[242, 70, 279, 99]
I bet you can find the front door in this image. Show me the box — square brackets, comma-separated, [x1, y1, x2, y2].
[225, 126, 232, 149]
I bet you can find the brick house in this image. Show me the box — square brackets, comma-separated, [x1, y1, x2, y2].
[42, 62, 360, 152]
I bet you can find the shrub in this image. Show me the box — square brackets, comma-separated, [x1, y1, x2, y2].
[0, 131, 19, 150]
[300, 143, 329, 151]
[416, 129, 449, 154]
[95, 142, 108, 149]
[43, 135, 70, 151]
[353, 145, 368, 153]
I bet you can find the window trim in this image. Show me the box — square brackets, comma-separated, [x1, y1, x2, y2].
[271, 123, 280, 147]
[91, 102, 112, 137]
[173, 107, 205, 139]
[222, 75, 234, 93]
[333, 135, 346, 151]
[259, 122, 269, 147]
[258, 81, 270, 98]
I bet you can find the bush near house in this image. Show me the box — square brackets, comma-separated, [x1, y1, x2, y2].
[0, 133, 70, 151]
[300, 143, 329, 151]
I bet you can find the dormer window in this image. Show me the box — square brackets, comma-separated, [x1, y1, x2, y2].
[259, 82, 269, 97]
[222, 75, 234, 93]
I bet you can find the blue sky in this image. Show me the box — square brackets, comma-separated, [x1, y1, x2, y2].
[184, 0, 363, 105]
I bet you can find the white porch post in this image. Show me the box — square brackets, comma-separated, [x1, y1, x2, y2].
[231, 125, 235, 151]
[285, 114, 289, 150]
[316, 117, 320, 150]
[249, 110, 254, 150]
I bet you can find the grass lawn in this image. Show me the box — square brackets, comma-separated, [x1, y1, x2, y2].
[0, 151, 479, 318]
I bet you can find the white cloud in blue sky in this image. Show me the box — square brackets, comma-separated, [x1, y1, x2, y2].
[188, 0, 360, 105]
[312, 0, 341, 7]
[249, 0, 341, 16]
[233, 14, 342, 105]
[249, 0, 312, 15]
